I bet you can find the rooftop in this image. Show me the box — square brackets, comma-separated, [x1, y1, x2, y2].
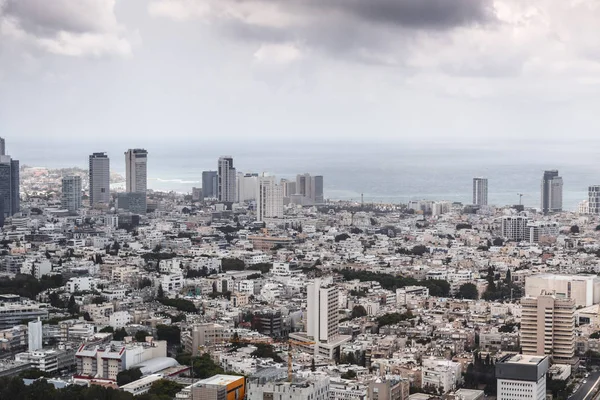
[499, 354, 545, 365]
[196, 374, 243, 387]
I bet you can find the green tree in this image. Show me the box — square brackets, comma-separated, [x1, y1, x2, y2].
[147, 379, 184, 398]
[571, 225, 580, 234]
[458, 283, 479, 300]
[99, 326, 114, 333]
[350, 305, 368, 319]
[157, 285, 164, 299]
[156, 325, 181, 345]
[117, 367, 142, 386]
[113, 327, 128, 341]
[135, 330, 151, 342]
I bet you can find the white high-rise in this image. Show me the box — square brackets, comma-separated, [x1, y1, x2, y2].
[472, 177, 488, 206]
[61, 175, 82, 213]
[257, 175, 283, 222]
[236, 173, 258, 203]
[501, 215, 528, 241]
[125, 149, 147, 193]
[28, 318, 42, 352]
[89, 152, 110, 206]
[306, 279, 339, 343]
[218, 156, 236, 203]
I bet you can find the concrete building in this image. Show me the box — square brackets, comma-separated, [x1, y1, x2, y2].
[521, 296, 576, 364]
[117, 192, 146, 214]
[496, 354, 549, 400]
[183, 323, 225, 356]
[218, 156, 236, 203]
[257, 175, 283, 222]
[0, 302, 48, 329]
[0, 154, 19, 225]
[121, 374, 164, 396]
[421, 358, 462, 394]
[61, 175, 82, 214]
[75, 340, 167, 381]
[525, 274, 600, 307]
[247, 368, 328, 400]
[367, 377, 410, 400]
[89, 152, 110, 206]
[237, 172, 258, 203]
[16, 348, 76, 373]
[501, 215, 528, 241]
[472, 178, 488, 206]
[527, 221, 559, 243]
[202, 171, 218, 199]
[28, 319, 42, 352]
[125, 149, 148, 213]
[541, 170, 562, 214]
[192, 187, 203, 201]
[589, 185, 600, 214]
[189, 374, 245, 400]
[295, 173, 324, 205]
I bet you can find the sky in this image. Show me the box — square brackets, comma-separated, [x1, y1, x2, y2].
[2, 0, 600, 161]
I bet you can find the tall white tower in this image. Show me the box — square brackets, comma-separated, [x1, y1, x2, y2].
[472, 177, 488, 206]
[28, 318, 42, 352]
[257, 175, 283, 222]
[218, 156, 236, 203]
[307, 279, 339, 344]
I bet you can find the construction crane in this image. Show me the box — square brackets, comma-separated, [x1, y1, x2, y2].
[287, 340, 315, 382]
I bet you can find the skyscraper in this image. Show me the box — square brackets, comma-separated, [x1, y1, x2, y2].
[541, 170, 563, 214]
[521, 295, 575, 364]
[501, 215, 528, 241]
[472, 177, 488, 206]
[589, 185, 600, 214]
[256, 175, 283, 222]
[202, 171, 218, 199]
[217, 156, 236, 203]
[89, 152, 110, 206]
[61, 175, 82, 214]
[306, 279, 339, 343]
[296, 173, 311, 197]
[0, 139, 20, 225]
[125, 149, 148, 213]
[311, 175, 324, 204]
[236, 172, 258, 203]
[28, 319, 43, 352]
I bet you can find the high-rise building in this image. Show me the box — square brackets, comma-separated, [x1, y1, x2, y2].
[280, 179, 296, 199]
[524, 274, 600, 307]
[217, 156, 236, 203]
[236, 172, 258, 203]
[28, 319, 42, 352]
[89, 152, 110, 206]
[307, 279, 339, 343]
[496, 354, 549, 400]
[541, 170, 563, 214]
[526, 221, 559, 243]
[202, 171, 218, 199]
[295, 173, 324, 205]
[472, 177, 488, 206]
[521, 295, 576, 364]
[192, 187, 203, 202]
[0, 152, 20, 225]
[125, 149, 147, 213]
[501, 215, 528, 241]
[0, 137, 5, 156]
[296, 173, 311, 197]
[311, 175, 324, 204]
[589, 185, 600, 214]
[61, 175, 82, 214]
[257, 175, 283, 222]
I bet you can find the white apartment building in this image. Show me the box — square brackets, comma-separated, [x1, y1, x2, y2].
[190, 256, 222, 273]
[236, 173, 258, 202]
[421, 358, 462, 394]
[501, 215, 528, 241]
[256, 175, 284, 222]
[271, 262, 290, 276]
[496, 354, 549, 400]
[109, 311, 133, 329]
[521, 295, 576, 364]
[62, 175, 82, 213]
[20, 258, 51, 279]
[182, 323, 225, 356]
[527, 221, 559, 243]
[160, 273, 184, 293]
[218, 156, 236, 203]
[473, 177, 488, 206]
[247, 371, 329, 400]
[66, 277, 97, 293]
[525, 274, 600, 307]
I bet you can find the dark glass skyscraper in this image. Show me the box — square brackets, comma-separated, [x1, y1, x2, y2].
[202, 171, 218, 199]
[0, 139, 20, 226]
[541, 170, 563, 214]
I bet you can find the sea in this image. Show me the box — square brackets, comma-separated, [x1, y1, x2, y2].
[12, 138, 600, 211]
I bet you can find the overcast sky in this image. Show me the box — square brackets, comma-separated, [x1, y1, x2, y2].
[1, 0, 600, 156]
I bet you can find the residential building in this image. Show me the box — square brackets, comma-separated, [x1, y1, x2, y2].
[496, 354, 549, 400]
[589, 185, 600, 214]
[541, 170, 562, 214]
[189, 374, 245, 400]
[0, 302, 49, 329]
[125, 149, 148, 214]
[218, 156, 236, 203]
[521, 295, 576, 364]
[202, 171, 218, 199]
[192, 187, 203, 201]
[183, 323, 225, 356]
[257, 175, 283, 222]
[117, 192, 146, 214]
[421, 358, 462, 394]
[525, 274, 600, 307]
[0, 153, 19, 225]
[472, 178, 488, 206]
[89, 152, 110, 206]
[367, 377, 410, 400]
[501, 215, 528, 241]
[527, 221, 559, 243]
[61, 175, 82, 214]
[247, 368, 327, 400]
[16, 348, 76, 373]
[237, 172, 258, 202]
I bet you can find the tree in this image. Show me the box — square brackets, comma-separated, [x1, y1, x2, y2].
[135, 330, 151, 342]
[456, 223, 473, 230]
[458, 283, 479, 300]
[99, 326, 114, 333]
[221, 258, 245, 271]
[148, 380, 185, 398]
[311, 358, 316, 372]
[350, 305, 368, 319]
[571, 225, 580, 234]
[411, 245, 428, 256]
[156, 325, 181, 345]
[117, 367, 142, 386]
[157, 285, 164, 299]
[67, 295, 78, 314]
[113, 327, 128, 341]
[335, 233, 350, 242]
[505, 269, 512, 284]
[341, 370, 357, 380]
[492, 237, 504, 246]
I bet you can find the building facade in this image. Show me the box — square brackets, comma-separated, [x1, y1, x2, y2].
[521, 296, 576, 364]
[0, 154, 20, 224]
[589, 185, 600, 214]
[61, 175, 82, 213]
[218, 157, 236, 203]
[541, 170, 563, 214]
[202, 171, 218, 199]
[125, 149, 147, 213]
[472, 178, 488, 206]
[257, 175, 283, 222]
[501, 215, 528, 241]
[496, 354, 549, 400]
[89, 152, 110, 206]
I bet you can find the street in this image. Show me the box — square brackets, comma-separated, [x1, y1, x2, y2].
[570, 372, 600, 400]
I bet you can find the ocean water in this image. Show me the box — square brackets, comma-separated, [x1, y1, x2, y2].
[13, 139, 600, 210]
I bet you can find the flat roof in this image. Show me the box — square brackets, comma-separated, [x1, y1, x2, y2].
[197, 374, 243, 386]
[501, 354, 544, 365]
[531, 274, 598, 281]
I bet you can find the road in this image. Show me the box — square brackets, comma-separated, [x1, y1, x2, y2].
[570, 372, 600, 400]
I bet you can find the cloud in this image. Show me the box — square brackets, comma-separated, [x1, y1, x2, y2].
[253, 43, 302, 65]
[0, 0, 133, 57]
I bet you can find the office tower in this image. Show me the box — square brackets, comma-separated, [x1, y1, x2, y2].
[192, 187, 203, 202]
[125, 149, 147, 213]
[89, 152, 110, 206]
[28, 319, 43, 352]
[521, 295, 576, 364]
[307, 279, 339, 343]
[589, 185, 600, 214]
[0, 137, 5, 156]
[280, 179, 296, 198]
[296, 173, 311, 197]
[541, 170, 563, 214]
[501, 215, 528, 241]
[472, 177, 488, 206]
[525, 274, 600, 307]
[256, 175, 283, 222]
[61, 175, 82, 214]
[496, 354, 549, 400]
[116, 192, 146, 214]
[202, 171, 218, 199]
[236, 172, 258, 203]
[311, 175, 324, 204]
[0, 153, 20, 225]
[217, 156, 236, 203]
